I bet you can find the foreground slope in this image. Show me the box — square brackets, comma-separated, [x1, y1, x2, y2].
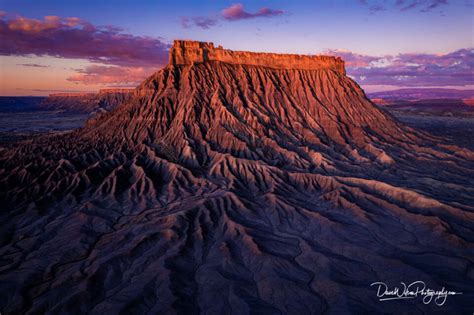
[1, 41, 473, 314]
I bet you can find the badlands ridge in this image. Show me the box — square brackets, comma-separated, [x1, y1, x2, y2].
[0, 41, 473, 314]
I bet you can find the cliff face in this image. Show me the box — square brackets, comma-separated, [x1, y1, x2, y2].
[1, 41, 473, 314]
[169, 40, 346, 74]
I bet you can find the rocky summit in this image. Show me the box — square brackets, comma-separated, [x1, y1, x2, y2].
[0, 41, 473, 314]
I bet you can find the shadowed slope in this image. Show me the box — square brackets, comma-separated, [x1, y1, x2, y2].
[0, 41, 473, 314]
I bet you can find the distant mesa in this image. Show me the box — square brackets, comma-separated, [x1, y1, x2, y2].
[169, 40, 346, 74]
[47, 92, 96, 97]
[368, 88, 474, 101]
[98, 88, 135, 94]
[368, 88, 474, 117]
[48, 88, 135, 98]
[41, 88, 135, 113]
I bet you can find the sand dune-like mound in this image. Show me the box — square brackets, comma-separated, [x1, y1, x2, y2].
[1, 40, 473, 314]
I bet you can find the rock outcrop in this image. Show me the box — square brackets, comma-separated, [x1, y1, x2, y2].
[170, 40, 346, 74]
[0, 41, 473, 314]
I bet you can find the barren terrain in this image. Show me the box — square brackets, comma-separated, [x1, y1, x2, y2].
[1, 41, 473, 314]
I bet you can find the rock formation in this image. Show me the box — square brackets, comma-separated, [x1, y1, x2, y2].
[170, 40, 346, 74]
[40, 89, 135, 113]
[0, 41, 473, 314]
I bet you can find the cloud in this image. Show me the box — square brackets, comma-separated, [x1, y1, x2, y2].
[67, 65, 154, 85]
[359, 0, 448, 13]
[326, 49, 382, 67]
[328, 48, 473, 87]
[358, 0, 388, 13]
[17, 63, 50, 68]
[396, 0, 449, 12]
[181, 16, 218, 29]
[369, 5, 387, 14]
[221, 3, 284, 21]
[181, 3, 284, 29]
[0, 14, 169, 68]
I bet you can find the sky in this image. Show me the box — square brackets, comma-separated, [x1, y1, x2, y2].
[0, 0, 472, 96]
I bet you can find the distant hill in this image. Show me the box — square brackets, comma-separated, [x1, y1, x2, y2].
[0, 89, 135, 114]
[369, 88, 474, 117]
[368, 88, 474, 101]
[39, 88, 135, 113]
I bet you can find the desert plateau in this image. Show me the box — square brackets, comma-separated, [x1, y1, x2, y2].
[1, 2, 473, 314]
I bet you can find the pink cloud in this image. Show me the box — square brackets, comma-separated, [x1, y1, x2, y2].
[222, 4, 284, 21]
[67, 65, 154, 85]
[0, 14, 169, 68]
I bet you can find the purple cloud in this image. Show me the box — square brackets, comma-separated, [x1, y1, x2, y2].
[221, 4, 284, 21]
[325, 49, 382, 67]
[358, 0, 388, 13]
[328, 48, 473, 87]
[181, 3, 284, 29]
[396, 0, 449, 12]
[0, 14, 169, 68]
[181, 16, 218, 29]
[17, 63, 50, 68]
[369, 5, 387, 14]
[359, 0, 448, 13]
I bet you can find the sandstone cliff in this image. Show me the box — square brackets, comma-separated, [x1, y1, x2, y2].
[169, 40, 346, 74]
